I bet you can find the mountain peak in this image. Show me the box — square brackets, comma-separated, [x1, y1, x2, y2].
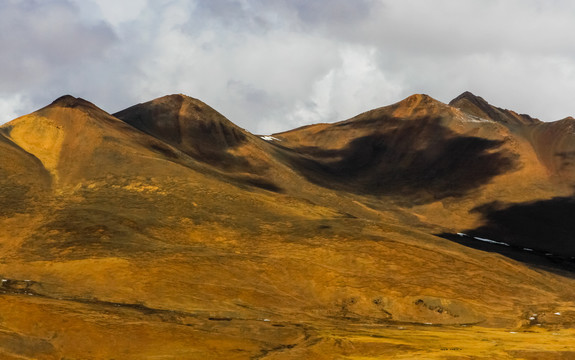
[401, 93, 439, 104]
[114, 94, 256, 170]
[449, 91, 489, 108]
[458, 91, 476, 98]
[449, 91, 540, 126]
[125, 94, 214, 116]
[386, 93, 450, 119]
[148, 93, 190, 106]
[50, 95, 101, 111]
[156, 93, 189, 101]
[114, 94, 224, 130]
[396, 93, 447, 108]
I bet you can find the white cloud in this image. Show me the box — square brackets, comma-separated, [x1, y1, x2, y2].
[0, 94, 31, 124]
[0, 0, 117, 118]
[277, 45, 402, 133]
[1, 0, 575, 132]
[80, 0, 148, 27]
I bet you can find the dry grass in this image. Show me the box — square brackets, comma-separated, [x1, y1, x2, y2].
[0, 95, 574, 358]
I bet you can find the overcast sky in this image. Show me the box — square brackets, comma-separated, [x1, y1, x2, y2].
[1, 0, 574, 133]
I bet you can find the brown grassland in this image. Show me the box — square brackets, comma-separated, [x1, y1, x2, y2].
[0, 93, 574, 358]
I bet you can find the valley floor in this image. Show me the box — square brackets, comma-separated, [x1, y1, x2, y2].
[1, 293, 574, 360]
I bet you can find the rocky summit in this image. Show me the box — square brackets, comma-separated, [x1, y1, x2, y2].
[0, 92, 574, 359]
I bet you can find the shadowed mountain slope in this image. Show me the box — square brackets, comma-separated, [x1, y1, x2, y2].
[271, 94, 561, 205]
[524, 117, 575, 183]
[270, 92, 575, 273]
[0, 93, 575, 359]
[114, 94, 276, 173]
[272, 95, 519, 203]
[114, 95, 249, 167]
[113, 94, 309, 193]
[449, 92, 575, 182]
[449, 91, 540, 126]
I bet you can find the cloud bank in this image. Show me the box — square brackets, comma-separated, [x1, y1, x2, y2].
[1, 0, 575, 133]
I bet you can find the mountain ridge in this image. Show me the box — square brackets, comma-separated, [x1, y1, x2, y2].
[449, 91, 541, 126]
[113, 93, 259, 171]
[1, 90, 575, 359]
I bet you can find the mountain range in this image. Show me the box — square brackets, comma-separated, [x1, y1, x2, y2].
[0, 91, 574, 359]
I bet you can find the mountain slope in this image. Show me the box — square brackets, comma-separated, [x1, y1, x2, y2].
[526, 116, 575, 182]
[449, 91, 540, 126]
[114, 94, 258, 170]
[0, 93, 574, 359]
[0, 95, 200, 187]
[114, 93, 316, 194]
[0, 133, 51, 217]
[272, 95, 522, 203]
[270, 92, 575, 269]
[272, 93, 564, 208]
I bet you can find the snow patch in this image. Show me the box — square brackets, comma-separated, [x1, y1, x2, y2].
[260, 136, 280, 141]
[473, 236, 510, 246]
[460, 114, 493, 123]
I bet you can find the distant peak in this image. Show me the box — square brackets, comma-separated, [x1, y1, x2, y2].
[52, 95, 76, 104]
[395, 93, 446, 108]
[404, 93, 436, 102]
[556, 116, 575, 124]
[51, 95, 100, 110]
[154, 93, 199, 103]
[449, 91, 487, 107]
[381, 93, 449, 119]
[143, 94, 210, 110]
[449, 91, 540, 125]
[459, 91, 477, 98]
[156, 93, 187, 101]
[395, 93, 444, 108]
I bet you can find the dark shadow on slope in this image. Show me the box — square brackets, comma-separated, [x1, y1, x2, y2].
[282, 117, 519, 204]
[234, 176, 284, 193]
[469, 197, 575, 256]
[437, 196, 575, 275]
[437, 233, 575, 276]
[114, 95, 258, 173]
[0, 134, 52, 217]
[555, 151, 575, 180]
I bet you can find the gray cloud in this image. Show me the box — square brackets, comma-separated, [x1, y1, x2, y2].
[0, 0, 117, 121]
[192, 0, 378, 34]
[1, 0, 575, 131]
[0, 0, 116, 83]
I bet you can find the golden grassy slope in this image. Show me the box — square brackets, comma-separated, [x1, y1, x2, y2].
[0, 94, 574, 358]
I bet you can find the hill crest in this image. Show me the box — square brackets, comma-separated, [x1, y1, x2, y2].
[449, 91, 540, 126]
